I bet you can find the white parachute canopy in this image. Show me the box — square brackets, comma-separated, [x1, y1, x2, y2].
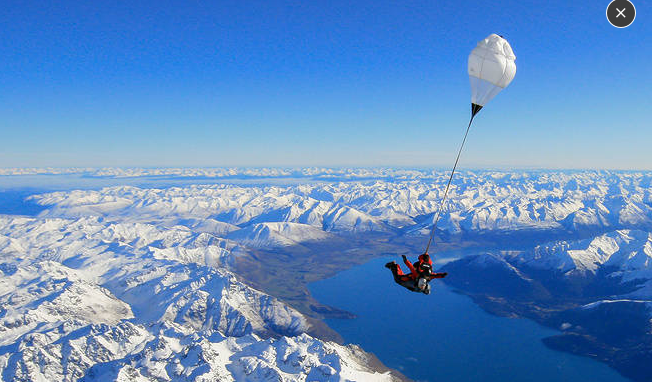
[468, 34, 516, 108]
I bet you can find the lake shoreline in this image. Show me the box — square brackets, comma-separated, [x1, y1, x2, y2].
[310, 254, 634, 382]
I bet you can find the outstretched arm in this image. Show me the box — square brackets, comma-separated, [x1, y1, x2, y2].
[428, 272, 447, 279]
[402, 255, 417, 275]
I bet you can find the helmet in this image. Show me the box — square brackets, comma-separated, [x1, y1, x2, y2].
[417, 277, 428, 290]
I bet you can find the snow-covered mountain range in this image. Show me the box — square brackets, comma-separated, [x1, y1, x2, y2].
[511, 229, 652, 280]
[29, 170, 652, 238]
[2, 168, 652, 381]
[440, 227, 652, 382]
[453, 229, 652, 300]
[0, 215, 398, 381]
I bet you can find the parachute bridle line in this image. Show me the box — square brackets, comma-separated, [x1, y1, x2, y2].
[424, 113, 477, 254]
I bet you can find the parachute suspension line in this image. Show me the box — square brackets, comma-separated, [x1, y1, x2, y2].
[424, 112, 477, 254]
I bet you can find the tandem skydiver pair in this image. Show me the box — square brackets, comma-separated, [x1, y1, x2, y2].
[385, 253, 447, 295]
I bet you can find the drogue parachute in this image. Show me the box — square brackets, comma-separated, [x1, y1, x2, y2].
[468, 34, 517, 115]
[423, 34, 516, 253]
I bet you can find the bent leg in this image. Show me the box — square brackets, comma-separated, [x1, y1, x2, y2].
[394, 264, 417, 283]
[387, 262, 418, 286]
[386, 263, 407, 283]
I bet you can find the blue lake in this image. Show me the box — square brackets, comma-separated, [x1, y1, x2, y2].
[310, 256, 629, 382]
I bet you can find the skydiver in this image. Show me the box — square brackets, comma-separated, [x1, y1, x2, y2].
[385, 253, 447, 294]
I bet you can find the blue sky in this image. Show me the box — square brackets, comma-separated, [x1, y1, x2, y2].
[1, 0, 650, 169]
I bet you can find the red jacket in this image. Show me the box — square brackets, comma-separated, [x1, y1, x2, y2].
[402, 254, 432, 279]
[407, 254, 445, 280]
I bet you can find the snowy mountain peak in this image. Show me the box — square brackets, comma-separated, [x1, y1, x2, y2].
[0, 214, 401, 381]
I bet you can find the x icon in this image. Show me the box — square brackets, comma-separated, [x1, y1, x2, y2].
[607, 0, 635, 28]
